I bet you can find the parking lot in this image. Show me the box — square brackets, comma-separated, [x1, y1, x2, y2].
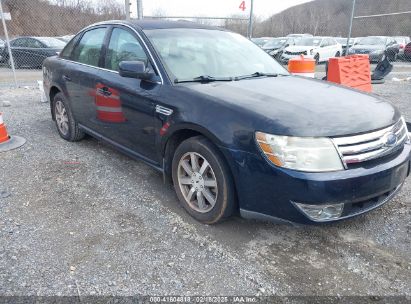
[0, 70, 410, 297]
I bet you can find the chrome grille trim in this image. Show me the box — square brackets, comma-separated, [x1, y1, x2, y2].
[285, 51, 307, 55]
[332, 119, 408, 166]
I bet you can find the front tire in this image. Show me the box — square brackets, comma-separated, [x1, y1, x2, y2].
[172, 136, 236, 224]
[52, 92, 85, 142]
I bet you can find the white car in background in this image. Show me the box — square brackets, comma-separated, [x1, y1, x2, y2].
[281, 37, 342, 64]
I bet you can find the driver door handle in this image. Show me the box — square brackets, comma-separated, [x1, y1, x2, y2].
[97, 87, 112, 97]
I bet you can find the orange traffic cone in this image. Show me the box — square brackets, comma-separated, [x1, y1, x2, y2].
[0, 112, 26, 152]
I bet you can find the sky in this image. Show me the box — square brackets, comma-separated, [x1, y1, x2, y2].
[129, 0, 313, 20]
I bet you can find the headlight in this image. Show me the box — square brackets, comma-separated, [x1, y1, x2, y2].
[255, 132, 344, 172]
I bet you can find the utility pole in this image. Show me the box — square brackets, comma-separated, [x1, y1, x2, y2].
[137, 0, 143, 20]
[346, 0, 356, 55]
[0, 0, 17, 88]
[248, 0, 254, 39]
[125, 0, 130, 20]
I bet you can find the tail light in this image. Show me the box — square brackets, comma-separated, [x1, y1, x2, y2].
[400, 44, 405, 49]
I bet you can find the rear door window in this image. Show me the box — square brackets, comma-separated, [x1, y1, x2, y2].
[104, 27, 149, 71]
[72, 27, 107, 67]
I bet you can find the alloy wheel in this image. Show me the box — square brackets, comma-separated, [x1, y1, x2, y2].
[55, 100, 69, 136]
[177, 152, 218, 213]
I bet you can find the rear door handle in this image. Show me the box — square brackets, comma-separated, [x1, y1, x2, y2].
[62, 75, 71, 82]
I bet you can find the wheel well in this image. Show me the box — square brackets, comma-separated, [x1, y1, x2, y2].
[49, 86, 60, 120]
[163, 129, 202, 182]
[50, 86, 60, 103]
[163, 129, 234, 183]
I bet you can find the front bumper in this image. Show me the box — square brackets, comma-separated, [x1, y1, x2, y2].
[222, 143, 411, 224]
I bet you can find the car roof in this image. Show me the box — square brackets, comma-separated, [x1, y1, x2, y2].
[91, 19, 226, 31]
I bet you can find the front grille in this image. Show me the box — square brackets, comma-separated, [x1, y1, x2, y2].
[285, 50, 307, 55]
[332, 118, 409, 166]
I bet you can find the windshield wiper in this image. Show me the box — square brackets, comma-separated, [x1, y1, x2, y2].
[234, 72, 279, 81]
[174, 75, 233, 84]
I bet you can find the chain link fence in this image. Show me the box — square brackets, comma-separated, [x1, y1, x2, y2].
[0, 0, 126, 86]
[347, 3, 411, 122]
[0, 0, 410, 93]
[348, 9, 411, 60]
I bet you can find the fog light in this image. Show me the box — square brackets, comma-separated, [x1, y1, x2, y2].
[292, 202, 344, 222]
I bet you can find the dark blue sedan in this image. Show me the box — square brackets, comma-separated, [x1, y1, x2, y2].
[43, 20, 411, 224]
[2, 36, 65, 68]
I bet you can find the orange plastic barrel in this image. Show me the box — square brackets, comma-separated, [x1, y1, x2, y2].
[288, 55, 316, 78]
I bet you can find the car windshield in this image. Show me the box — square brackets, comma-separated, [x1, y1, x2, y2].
[295, 38, 322, 46]
[37, 37, 66, 48]
[252, 38, 269, 46]
[145, 29, 288, 81]
[263, 38, 287, 48]
[357, 37, 385, 45]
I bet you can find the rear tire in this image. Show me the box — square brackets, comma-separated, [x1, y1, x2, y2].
[52, 92, 85, 142]
[172, 136, 236, 224]
[314, 54, 320, 64]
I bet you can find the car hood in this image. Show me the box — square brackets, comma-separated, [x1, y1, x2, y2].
[351, 45, 384, 51]
[183, 76, 400, 137]
[285, 45, 315, 52]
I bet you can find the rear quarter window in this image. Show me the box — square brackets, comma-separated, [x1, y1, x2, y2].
[60, 35, 80, 59]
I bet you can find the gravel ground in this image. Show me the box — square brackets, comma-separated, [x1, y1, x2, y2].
[0, 81, 410, 297]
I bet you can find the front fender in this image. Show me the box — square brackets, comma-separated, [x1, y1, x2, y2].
[160, 122, 225, 156]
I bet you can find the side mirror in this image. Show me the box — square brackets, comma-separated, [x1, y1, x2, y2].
[119, 61, 154, 80]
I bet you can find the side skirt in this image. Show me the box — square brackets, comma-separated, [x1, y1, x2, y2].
[79, 124, 164, 173]
[239, 209, 298, 226]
